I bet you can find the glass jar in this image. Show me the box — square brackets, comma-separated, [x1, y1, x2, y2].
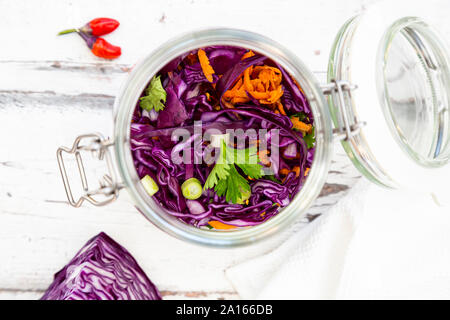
[57, 1, 450, 247]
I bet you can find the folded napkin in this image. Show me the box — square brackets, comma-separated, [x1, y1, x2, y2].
[226, 180, 450, 299]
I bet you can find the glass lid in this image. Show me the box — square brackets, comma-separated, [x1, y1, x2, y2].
[328, 0, 450, 200]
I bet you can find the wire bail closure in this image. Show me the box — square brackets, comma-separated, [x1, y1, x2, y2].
[57, 133, 122, 207]
[321, 80, 367, 141]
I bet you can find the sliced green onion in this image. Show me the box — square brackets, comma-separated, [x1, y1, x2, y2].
[236, 188, 251, 204]
[141, 175, 159, 196]
[210, 133, 230, 148]
[181, 178, 203, 200]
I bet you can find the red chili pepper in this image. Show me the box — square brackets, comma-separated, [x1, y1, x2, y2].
[84, 18, 120, 36]
[58, 18, 119, 36]
[78, 32, 121, 60]
[91, 38, 122, 59]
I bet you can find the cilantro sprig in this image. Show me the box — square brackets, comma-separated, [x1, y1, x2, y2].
[291, 111, 308, 121]
[204, 140, 263, 204]
[291, 112, 315, 149]
[303, 127, 315, 149]
[139, 75, 167, 112]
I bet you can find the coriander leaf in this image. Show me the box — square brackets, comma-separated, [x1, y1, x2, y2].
[214, 178, 228, 197]
[238, 162, 263, 180]
[291, 112, 308, 121]
[204, 163, 230, 191]
[215, 165, 251, 204]
[204, 141, 258, 204]
[303, 127, 315, 149]
[203, 141, 230, 191]
[229, 145, 263, 179]
[139, 75, 167, 112]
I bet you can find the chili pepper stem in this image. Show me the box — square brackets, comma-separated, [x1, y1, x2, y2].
[57, 28, 79, 36]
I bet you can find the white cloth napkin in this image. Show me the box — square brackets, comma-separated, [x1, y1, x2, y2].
[226, 180, 450, 299]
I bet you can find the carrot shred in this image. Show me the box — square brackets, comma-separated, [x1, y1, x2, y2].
[249, 91, 270, 100]
[244, 67, 254, 92]
[256, 82, 265, 92]
[198, 49, 215, 83]
[293, 166, 300, 177]
[208, 221, 237, 230]
[277, 101, 286, 115]
[241, 50, 255, 60]
[222, 99, 235, 109]
[259, 86, 283, 104]
[230, 78, 243, 92]
[232, 97, 250, 104]
[222, 64, 285, 106]
[279, 168, 290, 176]
[291, 116, 312, 133]
[305, 168, 310, 176]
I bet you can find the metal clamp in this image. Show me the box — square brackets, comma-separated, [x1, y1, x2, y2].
[57, 133, 121, 207]
[321, 80, 366, 141]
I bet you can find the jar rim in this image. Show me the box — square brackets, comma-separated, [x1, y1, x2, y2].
[113, 28, 333, 247]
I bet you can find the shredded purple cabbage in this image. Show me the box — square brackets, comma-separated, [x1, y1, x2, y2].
[131, 46, 314, 228]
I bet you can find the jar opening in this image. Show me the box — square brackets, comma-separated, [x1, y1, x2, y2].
[377, 17, 450, 167]
[113, 29, 333, 247]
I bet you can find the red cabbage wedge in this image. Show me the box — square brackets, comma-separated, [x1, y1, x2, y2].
[41, 232, 161, 300]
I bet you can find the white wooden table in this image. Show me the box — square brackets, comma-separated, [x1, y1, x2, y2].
[0, 0, 384, 299]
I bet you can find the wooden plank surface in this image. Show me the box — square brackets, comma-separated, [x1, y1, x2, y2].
[0, 0, 393, 300]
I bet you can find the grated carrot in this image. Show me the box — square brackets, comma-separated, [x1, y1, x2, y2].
[222, 64, 285, 106]
[230, 78, 243, 92]
[249, 91, 270, 100]
[291, 116, 312, 133]
[241, 50, 255, 60]
[198, 49, 215, 83]
[293, 166, 300, 177]
[277, 101, 286, 115]
[232, 97, 249, 104]
[208, 220, 237, 230]
[244, 67, 254, 92]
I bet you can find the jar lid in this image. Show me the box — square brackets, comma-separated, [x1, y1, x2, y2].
[328, 0, 450, 201]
